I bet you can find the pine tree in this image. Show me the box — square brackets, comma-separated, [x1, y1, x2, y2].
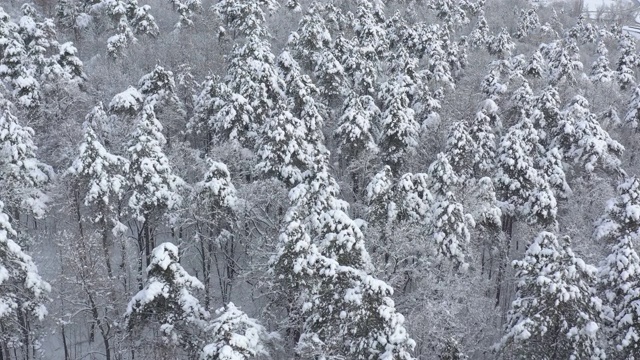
[595, 177, 640, 242]
[539, 147, 572, 200]
[427, 153, 473, 268]
[170, 0, 201, 30]
[596, 177, 640, 357]
[496, 232, 605, 360]
[590, 40, 614, 83]
[255, 103, 312, 185]
[127, 0, 159, 38]
[431, 191, 473, 269]
[617, 32, 638, 90]
[624, 86, 640, 130]
[213, 0, 277, 37]
[379, 66, 420, 174]
[0, 199, 51, 356]
[395, 172, 433, 224]
[543, 39, 583, 84]
[297, 223, 416, 360]
[533, 85, 562, 143]
[515, 8, 540, 39]
[487, 28, 515, 60]
[277, 50, 325, 146]
[125, 242, 208, 352]
[227, 34, 284, 130]
[0, 107, 53, 218]
[334, 94, 379, 162]
[353, 0, 389, 57]
[598, 234, 640, 359]
[138, 65, 180, 108]
[556, 95, 624, 176]
[272, 165, 416, 359]
[67, 125, 129, 277]
[525, 50, 545, 78]
[190, 159, 238, 305]
[445, 121, 476, 181]
[0, 39, 41, 108]
[440, 337, 468, 360]
[428, 152, 459, 197]
[495, 118, 557, 227]
[366, 165, 395, 224]
[468, 10, 489, 48]
[201, 303, 272, 359]
[312, 49, 347, 99]
[127, 105, 184, 271]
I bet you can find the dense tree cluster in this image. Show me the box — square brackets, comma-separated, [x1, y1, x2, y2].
[4, 0, 640, 359]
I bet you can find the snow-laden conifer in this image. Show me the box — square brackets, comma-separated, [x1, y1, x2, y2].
[125, 242, 208, 350]
[496, 232, 605, 360]
[0, 107, 52, 217]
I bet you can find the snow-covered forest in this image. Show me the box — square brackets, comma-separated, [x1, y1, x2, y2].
[3, 0, 640, 358]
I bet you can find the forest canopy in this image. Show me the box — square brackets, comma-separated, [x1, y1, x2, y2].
[1, 0, 640, 359]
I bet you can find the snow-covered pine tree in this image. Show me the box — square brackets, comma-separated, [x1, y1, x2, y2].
[125, 242, 208, 354]
[533, 85, 562, 144]
[312, 48, 347, 100]
[598, 234, 640, 358]
[138, 65, 181, 108]
[288, 2, 334, 70]
[190, 159, 238, 305]
[595, 176, 640, 242]
[590, 40, 614, 83]
[525, 50, 545, 78]
[539, 147, 572, 200]
[298, 213, 417, 360]
[542, 39, 583, 84]
[495, 117, 557, 227]
[213, 0, 277, 37]
[425, 26, 455, 89]
[201, 302, 272, 359]
[379, 53, 420, 174]
[515, 8, 540, 40]
[468, 10, 489, 48]
[226, 33, 284, 132]
[255, 103, 312, 186]
[170, 0, 201, 30]
[127, 105, 184, 269]
[596, 177, 640, 357]
[0, 199, 50, 358]
[334, 93, 379, 162]
[366, 165, 395, 224]
[445, 121, 476, 181]
[496, 232, 605, 360]
[0, 39, 41, 108]
[624, 86, 640, 130]
[440, 337, 468, 360]
[125, 0, 159, 38]
[427, 153, 473, 268]
[481, 66, 507, 99]
[67, 125, 129, 277]
[487, 28, 515, 60]
[0, 107, 53, 219]
[271, 161, 417, 359]
[277, 50, 325, 146]
[353, 0, 389, 58]
[555, 95, 624, 176]
[617, 32, 638, 90]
